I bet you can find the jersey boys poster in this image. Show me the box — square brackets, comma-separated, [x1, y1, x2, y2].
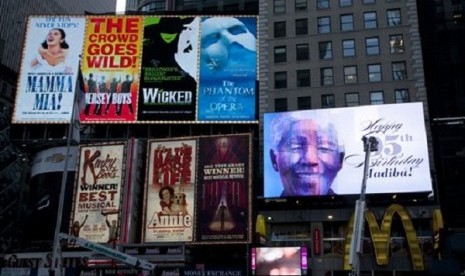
[138, 17, 199, 121]
[13, 16, 86, 123]
[70, 143, 126, 244]
[195, 134, 251, 243]
[197, 17, 257, 121]
[79, 16, 142, 123]
[143, 139, 196, 242]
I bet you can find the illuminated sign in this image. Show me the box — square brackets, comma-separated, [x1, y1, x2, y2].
[264, 103, 432, 197]
[251, 247, 306, 276]
[343, 204, 424, 271]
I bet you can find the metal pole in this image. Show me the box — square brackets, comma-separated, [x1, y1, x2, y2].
[50, 103, 77, 276]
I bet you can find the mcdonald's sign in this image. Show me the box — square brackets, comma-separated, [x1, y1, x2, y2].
[344, 204, 424, 271]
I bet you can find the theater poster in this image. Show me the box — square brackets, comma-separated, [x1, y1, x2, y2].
[13, 16, 86, 123]
[70, 143, 126, 244]
[138, 16, 199, 121]
[80, 16, 142, 123]
[195, 134, 251, 243]
[197, 16, 257, 121]
[143, 139, 196, 242]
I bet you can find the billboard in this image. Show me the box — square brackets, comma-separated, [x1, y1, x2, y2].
[12, 16, 86, 123]
[252, 247, 305, 276]
[264, 102, 432, 198]
[142, 134, 252, 244]
[13, 15, 258, 124]
[79, 16, 143, 123]
[143, 139, 196, 242]
[70, 143, 127, 244]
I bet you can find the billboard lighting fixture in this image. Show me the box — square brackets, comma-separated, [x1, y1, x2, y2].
[392, 194, 397, 199]
[267, 216, 272, 221]
[328, 215, 333, 220]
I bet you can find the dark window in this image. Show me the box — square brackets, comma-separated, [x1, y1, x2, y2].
[387, 9, 402, 26]
[297, 69, 311, 87]
[395, 89, 410, 103]
[344, 66, 357, 84]
[317, 0, 330, 9]
[274, 46, 287, 63]
[368, 64, 382, 82]
[318, 16, 331, 34]
[365, 37, 380, 55]
[392, 61, 407, 80]
[390, 34, 404, 54]
[370, 91, 384, 105]
[340, 14, 354, 31]
[296, 18, 308, 35]
[275, 98, 288, 111]
[296, 44, 309, 61]
[342, 39, 356, 57]
[274, 21, 286, 38]
[320, 67, 334, 86]
[339, 0, 352, 7]
[274, 0, 286, 14]
[295, 0, 307, 11]
[275, 71, 287, 88]
[363, 0, 375, 3]
[364, 11, 377, 29]
[322, 94, 335, 108]
[319, 41, 332, 59]
[345, 93, 359, 106]
[297, 96, 312, 110]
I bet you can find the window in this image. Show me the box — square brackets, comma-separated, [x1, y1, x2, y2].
[297, 96, 311, 110]
[342, 39, 356, 57]
[389, 34, 404, 54]
[274, 0, 285, 13]
[274, 46, 287, 63]
[364, 12, 377, 29]
[368, 64, 382, 82]
[345, 93, 359, 106]
[320, 67, 334, 86]
[274, 21, 286, 38]
[296, 44, 309, 61]
[275, 98, 288, 112]
[295, 0, 307, 11]
[387, 9, 401, 26]
[322, 94, 335, 108]
[363, 0, 375, 3]
[340, 14, 354, 31]
[296, 18, 308, 35]
[339, 0, 352, 7]
[395, 89, 410, 103]
[392, 61, 407, 80]
[365, 37, 380, 55]
[274, 71, 287, 88]
[317, 0, 329, 9]
[370, 91, 384, 105]
[344, 66, 357, 84]
[297, 69, 311, 87]
[318, 17, 331, 34]
[319, 41, 332, 59]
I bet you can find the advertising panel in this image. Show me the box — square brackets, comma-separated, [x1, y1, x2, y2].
[70, 143, 126, 244]
[79, 16, 142, 123]
[197, 16, 257, 121]
[195, 134, 250, 243]
[264, 102, 432, 198]
[12, 16, 86, 123]
[138, 16, 199, 121]
[252, 247, 303, 276]
[143, 139, 196, 242]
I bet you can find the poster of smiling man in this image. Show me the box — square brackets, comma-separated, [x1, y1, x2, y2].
[13, 16, 86, 123]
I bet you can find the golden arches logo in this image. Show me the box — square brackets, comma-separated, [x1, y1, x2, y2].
[344, 204, 424, 271]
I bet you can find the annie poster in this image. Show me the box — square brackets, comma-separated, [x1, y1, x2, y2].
[143, 139, 196, 243]
[70, 143, 126, 244]
[12, 16, 86, 123]
[80, 16, 142, 123]
[197, 16, 257, 121]
[195, 134, 251, 243]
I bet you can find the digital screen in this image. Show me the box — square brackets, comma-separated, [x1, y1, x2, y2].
[252, 247, 303, 276]
[263, 102, 432, 198]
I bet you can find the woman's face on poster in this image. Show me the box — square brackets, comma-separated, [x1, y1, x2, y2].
[47, 29, 63, 46]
